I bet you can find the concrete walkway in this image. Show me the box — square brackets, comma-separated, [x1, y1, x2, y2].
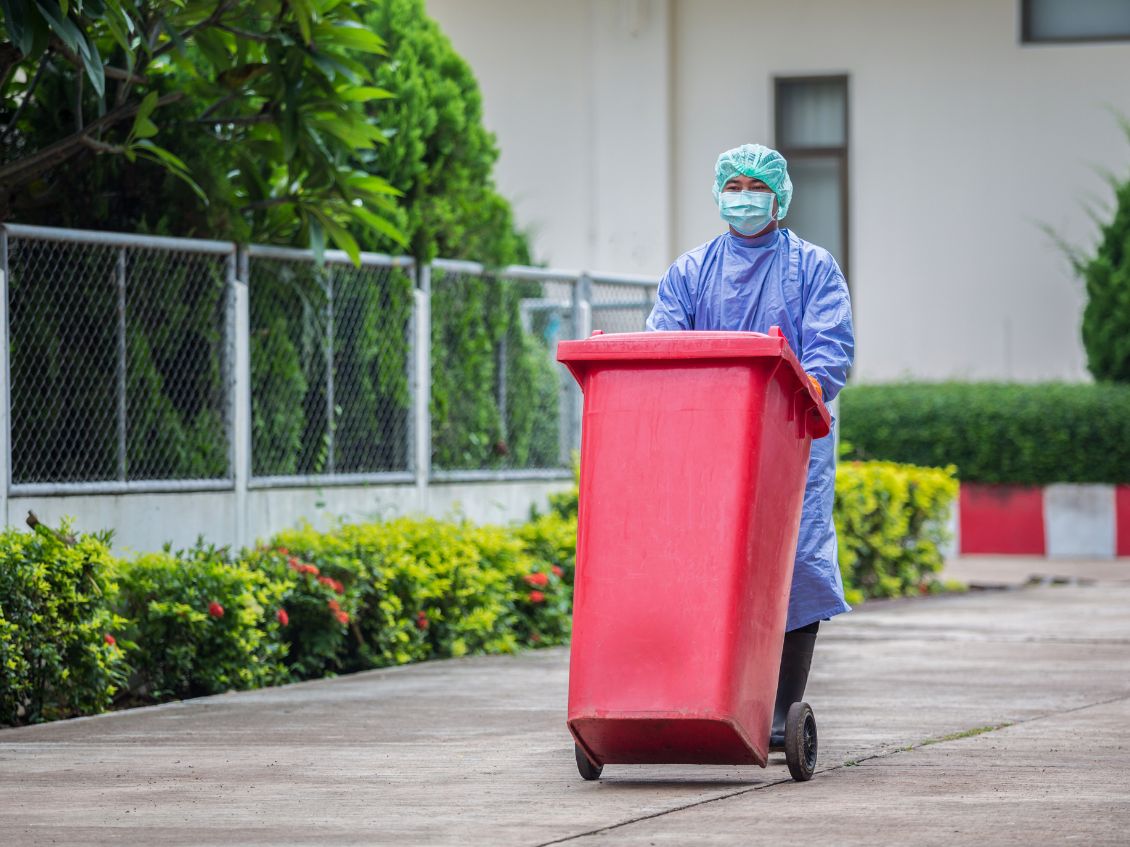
[2, 559, 1128, 846]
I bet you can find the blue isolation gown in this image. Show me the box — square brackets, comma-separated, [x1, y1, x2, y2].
[646, 227, 855, 631]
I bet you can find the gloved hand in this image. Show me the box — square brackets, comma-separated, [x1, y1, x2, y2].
[806, 373, 823, 399]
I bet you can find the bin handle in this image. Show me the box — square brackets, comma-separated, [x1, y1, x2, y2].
[793, 388, 809, 439]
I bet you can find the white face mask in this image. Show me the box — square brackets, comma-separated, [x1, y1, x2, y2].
[719, 190, 776, 235]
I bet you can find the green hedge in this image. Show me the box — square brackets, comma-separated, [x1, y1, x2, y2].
[840, 382, 1130, 485]
[0, 514, 572, 727]
[0, 456, 956, 726]
[112, 547, 289, 701]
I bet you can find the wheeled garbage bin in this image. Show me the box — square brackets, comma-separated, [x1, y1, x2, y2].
[556, 328, 831, 782]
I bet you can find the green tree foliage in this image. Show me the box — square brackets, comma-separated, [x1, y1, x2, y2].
[1, 0, 412, 482]
[0, 0, 403, 256]
[361, 0, 527, 265]
[3, 0, 558, 481]
[1080, 167, 1130, 382]
[252, 0, 558, 474]
[363, 0, 559, 471]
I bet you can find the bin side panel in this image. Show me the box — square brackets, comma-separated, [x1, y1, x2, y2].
[570, 359, 804, 765]
[726, 364, 814, 759]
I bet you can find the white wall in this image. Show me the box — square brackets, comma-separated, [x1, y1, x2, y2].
[427, 0, 1130, 383]
[427, 0, 674, 275]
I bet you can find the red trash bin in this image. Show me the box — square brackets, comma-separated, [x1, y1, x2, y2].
[556, 328, 830, 781]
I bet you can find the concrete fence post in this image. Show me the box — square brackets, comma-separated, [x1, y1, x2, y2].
[232, 247, 251, 549]
[413, 263, 432, 504]
[324, 268, 336, 476]
[116, 248, 127, 481]
[569, 273, 593, 456]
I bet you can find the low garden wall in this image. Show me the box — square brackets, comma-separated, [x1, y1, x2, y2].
[957, 483, 1130, 557]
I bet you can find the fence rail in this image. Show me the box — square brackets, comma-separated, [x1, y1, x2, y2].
[0, 225, 658, 503]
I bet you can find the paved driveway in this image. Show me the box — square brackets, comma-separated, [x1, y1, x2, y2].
[2, 562, 1128, 846]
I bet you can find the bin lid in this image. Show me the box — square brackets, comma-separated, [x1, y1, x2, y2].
[558, 329, 794, 362]
[556, 328, 830, 437]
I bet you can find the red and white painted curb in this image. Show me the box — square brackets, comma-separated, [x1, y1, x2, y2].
[954, 483, 1130, 558]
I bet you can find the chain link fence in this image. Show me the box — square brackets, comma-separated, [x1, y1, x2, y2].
[0, 225, 661, 495]
[3, 227, 233, 491]
[430, 261, 577, 475]
[247, 246, 415, 483]
[590, 274, 657, 335]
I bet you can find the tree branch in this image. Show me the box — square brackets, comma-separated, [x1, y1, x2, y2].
[74, 69, 83, 133]
[151, 0, 236, 59]
[52, 40, 147, 84]
[79, 136, 126, 154]
[197, 91, 239, 121]
[216, 24, 271, 42]
[2, 52, 50, 140]
[0, 92, 184, 189]
[0, 42, 23, 90]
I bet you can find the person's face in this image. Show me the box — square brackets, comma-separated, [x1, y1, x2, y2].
[722, 174, 779, 217]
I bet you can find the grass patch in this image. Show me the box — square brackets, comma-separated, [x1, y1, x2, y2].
[919, 723, 1012, 746]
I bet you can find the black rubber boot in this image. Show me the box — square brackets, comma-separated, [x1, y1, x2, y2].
[768, 622, 818, 752]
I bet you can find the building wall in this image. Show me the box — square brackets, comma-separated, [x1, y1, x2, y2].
[427, 0, 1130, 383]
[426, 0, 674, 275]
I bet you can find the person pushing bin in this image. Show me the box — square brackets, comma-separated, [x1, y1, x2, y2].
[557, 143, 854, 782]
[649, 142, 855, 754]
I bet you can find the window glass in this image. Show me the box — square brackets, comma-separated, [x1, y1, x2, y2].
[785, 157, 843, 264]
[777, 79, 846, 149]
[1025, 0, 1130, 42]
[775, 76, 849, 271]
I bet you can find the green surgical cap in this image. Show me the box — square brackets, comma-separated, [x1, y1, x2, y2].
[712, 144, 793, 220]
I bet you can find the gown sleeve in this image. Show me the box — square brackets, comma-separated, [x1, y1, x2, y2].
[799, 254, 855, 402]
[646, 262, 694, 331]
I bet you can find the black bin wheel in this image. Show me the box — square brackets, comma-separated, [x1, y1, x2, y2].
[575, 743, 603, 781]
[784, 701, 817, 782]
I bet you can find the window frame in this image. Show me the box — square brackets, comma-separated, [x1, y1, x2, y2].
[773, 73, 851, 282]
[1020, 0, 1130, 44]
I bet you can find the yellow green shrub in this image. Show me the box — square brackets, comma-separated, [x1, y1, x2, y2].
[0, 522, 127, 725]
[834, 460, 959, 604]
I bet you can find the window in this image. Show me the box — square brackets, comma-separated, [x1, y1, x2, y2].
[774, 76, 850, 275]
[1022, 0, 1130, 43]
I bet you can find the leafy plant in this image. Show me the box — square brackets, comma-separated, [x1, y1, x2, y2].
[272, 518, 536, 664]
[0, 521, 126, 726]
[242, 541, 359, 680]
[1079, 152, 1130, 382]
[834, 460, 959, 603]
[111, 544, 288, 701]
[515, 511, 577, 587]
